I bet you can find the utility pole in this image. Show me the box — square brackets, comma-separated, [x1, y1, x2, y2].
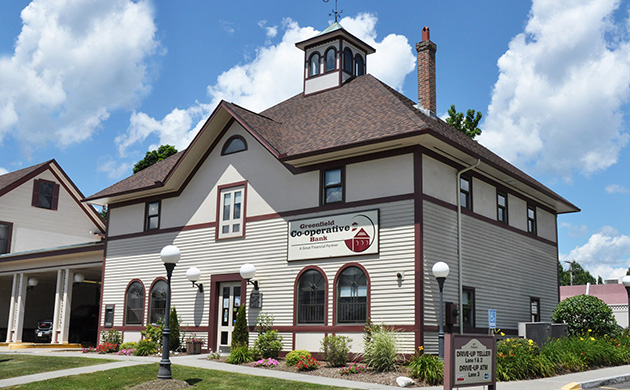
[564, 260, 575, 286]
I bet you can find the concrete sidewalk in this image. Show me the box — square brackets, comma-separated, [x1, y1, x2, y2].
[1, 348, 630, 389]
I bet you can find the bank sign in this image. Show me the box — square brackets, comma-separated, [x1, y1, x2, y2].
[288, 210, 379, 261]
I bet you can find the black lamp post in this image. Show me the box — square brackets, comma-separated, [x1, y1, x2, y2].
[432, 261, 450, 359]
[623, 275, 630, 329]
[158, 245, 180, 380]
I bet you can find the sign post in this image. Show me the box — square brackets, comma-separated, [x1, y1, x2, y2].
[444, 334, 496, 390]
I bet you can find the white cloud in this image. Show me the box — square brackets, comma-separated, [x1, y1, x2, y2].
[606, 184, 630, 194]
[116, 13, 416, 153]
[0, 0, 160, 151]
[0, 167, 7, 175]
[96, 155, 133, 180]
[560, 222, 589, 237]
[560, 226, 630, 280]
[480, 0, 630, 179]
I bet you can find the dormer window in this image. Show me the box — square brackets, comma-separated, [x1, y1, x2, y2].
[343, 48, 353, 73]
[309, 53, 320, 77]
[325, 48, 336, 72]
[355, 54, 364, 76]
[222, 135, 247, 155]
[32, 179, 60, 210]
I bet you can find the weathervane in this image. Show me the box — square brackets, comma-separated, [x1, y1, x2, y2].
[323, 0, 342, 22]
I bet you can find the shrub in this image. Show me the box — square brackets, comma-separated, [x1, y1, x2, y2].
[409, 353, 443, 386]
[134, 339, 159, 356]
[286, 350, 311, 366]
[321, 334, 351, 367]
[170, 307, 181, 352]
[232, 304, 249, 348]
[96, 342, 118, 354]
[296, 356, 320, 371]
[226, 344, 252, 364]
[100, 330, 122, 346]
[363, 317, 383, 345]
[117, 348, 136, 356]
[339, 362, 367, 375]
[363, 327, 399, 371]
[119, 341, 137, 350]
[252, 313, 283, 359]
[553, 294, 618, 337]
[141, 324, 164, 347]
[252, 358, 279, 368]
[496, 338, 555, 381]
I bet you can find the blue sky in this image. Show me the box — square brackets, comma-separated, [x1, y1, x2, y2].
[1, 0, 629, 281]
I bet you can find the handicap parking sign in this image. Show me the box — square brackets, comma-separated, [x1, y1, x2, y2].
[488, 309, 496, 329]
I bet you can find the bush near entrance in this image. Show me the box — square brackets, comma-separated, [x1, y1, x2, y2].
[552, 294, 618, 336]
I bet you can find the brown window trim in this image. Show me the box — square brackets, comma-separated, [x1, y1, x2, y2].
[144, 201, 161, 232]
[294, 266, 329, 326]
[497, 190, 508, 224]
[308, 52, 321, 77]
[31, 179, 60, 210]
[221, 135, 248, 155]
[0, 220, 13, 255]
[148, 277, 168, 325]
[215, 181, 248, 240]
[530, 297, 541, 322]
[460, 175, 472, 211]
[124, 279, 146, 326]
[324, 47, 337, 73]
[333, 263, 370, 325]
[527, 204, 537, 235]
[343, 47, 353, 74]
[320, 167, 345, 206]
[462, 286, 476, 329]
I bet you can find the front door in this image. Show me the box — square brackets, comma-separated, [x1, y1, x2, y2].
[217, 282, 241, 353]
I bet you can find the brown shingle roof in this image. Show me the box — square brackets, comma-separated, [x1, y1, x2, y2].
[85, 74, 577, 212]
[0, 160, 52, 198]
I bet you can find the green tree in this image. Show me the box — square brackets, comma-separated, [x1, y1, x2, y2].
[169, 307, 180, 351]
[553, 294, 618, 336]
[598, 275, 603, 284]
[558, 260, 596, 286]
[133, 144, 178, 174]
[446, 104, 482, 139]
[98, 206, 108, 222]
[626, 266, 630, 276]
[231, 304, 249, 349]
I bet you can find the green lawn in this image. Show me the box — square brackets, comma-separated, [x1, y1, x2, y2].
[5, 363, 351, 390]
[0, 354, 114, 379]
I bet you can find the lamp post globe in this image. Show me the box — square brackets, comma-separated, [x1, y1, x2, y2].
[158, 245, 180, 380]
[623, 275, 630, 329]
[432, 261, 449, 359]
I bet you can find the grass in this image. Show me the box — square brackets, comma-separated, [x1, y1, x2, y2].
[0, 354, 114, 380]
[5, 363, 351, 390]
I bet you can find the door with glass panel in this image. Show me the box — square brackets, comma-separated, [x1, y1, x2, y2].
[217, 282, 241, 353]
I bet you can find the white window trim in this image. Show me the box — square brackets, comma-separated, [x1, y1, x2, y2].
[218, 185, 245, 239]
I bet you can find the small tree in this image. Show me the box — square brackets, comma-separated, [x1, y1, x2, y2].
[133, 144, 178, 173]
[231, 304, 249, 349]
[252, 312, 283, 359]
[446, 104, 482, 139]
[170, 307, 180, 351]
[552, 294, 618, 336]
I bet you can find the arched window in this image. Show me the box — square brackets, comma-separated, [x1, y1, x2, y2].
[149, 279, 168, 324]
[336, 266, 367, 324]
[325, 48, 336, 72]
[297, 269, 326, 324]
[125, 281, 145, 325]
[343, 48, 353, 73]
[309, 52, 320, 76]
[221, 135, 247, 155]
[355, 54, 364, 76]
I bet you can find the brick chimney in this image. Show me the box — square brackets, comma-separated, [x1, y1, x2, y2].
[416, 26, 437, 114]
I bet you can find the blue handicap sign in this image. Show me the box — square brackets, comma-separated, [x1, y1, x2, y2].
[488, 309, 496, 329]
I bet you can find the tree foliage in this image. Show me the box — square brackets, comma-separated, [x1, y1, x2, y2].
[552, 294, 618, 336]
[231, 304, 249, 349]
[558, 260, 597, 286]
[133, 144, 178, 174]
[446, 104, 482, 139]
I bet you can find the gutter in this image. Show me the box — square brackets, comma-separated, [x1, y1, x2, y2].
[457, 159, 481, 334]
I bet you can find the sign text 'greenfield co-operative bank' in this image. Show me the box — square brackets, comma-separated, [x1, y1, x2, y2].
[288, 210, 379, 261]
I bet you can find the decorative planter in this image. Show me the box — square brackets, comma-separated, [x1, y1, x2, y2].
[186, 341, 202, 355]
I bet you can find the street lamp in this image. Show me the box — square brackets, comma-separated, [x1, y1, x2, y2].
[622, 275, 630, 328]
[432, 261, 450, 359]
[158, 245, 180, 380]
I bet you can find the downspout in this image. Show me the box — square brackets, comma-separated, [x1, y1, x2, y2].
[457, 159, 481, 334]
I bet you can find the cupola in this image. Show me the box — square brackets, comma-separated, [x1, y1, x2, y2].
[296, 22, 375, 96]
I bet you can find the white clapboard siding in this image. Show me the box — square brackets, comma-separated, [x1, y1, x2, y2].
[423, 201, 558, 331]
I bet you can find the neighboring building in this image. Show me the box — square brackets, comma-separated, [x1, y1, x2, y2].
[0, 160, 105, 344]
[85, 24, 579, 354]
[560, 283, 629, 328]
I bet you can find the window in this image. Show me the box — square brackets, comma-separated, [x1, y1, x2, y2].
[322, 167, 343, 205]
[309, 52, 320, 76]
[149, 280, 168, 324]
[336, 266, 367, 324]
[221, 135, 247, 155]
[219, 185, 245, 238]
[297, 269, 326, 324]
[527, 205, 537, 234]
[343, 48, 353, 73]
[460, 176, 472, 210]
[32, 179, 59, 210]
[355, 54, 364, 76]
[145, 201, 160, 231]
[530, 298, 541, 322]
[0, 222, 11, 254]
[462, 287, 475, 327]
[325, 48, 336, 72]
[125, 281, 145, 325]
[497, 191, 508, 223]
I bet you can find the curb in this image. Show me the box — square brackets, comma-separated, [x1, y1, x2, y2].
[562, 374, 630, 390]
